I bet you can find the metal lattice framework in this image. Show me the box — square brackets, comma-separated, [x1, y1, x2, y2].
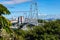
[28, 1, 38, 26]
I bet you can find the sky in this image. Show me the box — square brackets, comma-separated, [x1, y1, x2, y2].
[0, 0, 60, 19]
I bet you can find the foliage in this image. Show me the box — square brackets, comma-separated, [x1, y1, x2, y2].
[0, 4, 13, 40]
[14, 20, 60, 40]
[0, 36, 3, 40]
[38, 19, 47, 23]
[1, 19, 60, 40]
[0, 16, 11, 28]
[0, 4, 10, 15]
[0, 4, 11, 29]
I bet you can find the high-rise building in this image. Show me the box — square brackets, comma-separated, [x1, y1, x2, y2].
[18, 16, 25, 24]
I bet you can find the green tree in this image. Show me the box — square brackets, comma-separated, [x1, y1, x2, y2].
[19, 20, 60, 40]
[0, 4, 13, 39]
[0, 4, 10, 29]
[38, 19, 47, 23]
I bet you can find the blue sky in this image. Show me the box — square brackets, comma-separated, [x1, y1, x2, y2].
[0, 0, 60, 19]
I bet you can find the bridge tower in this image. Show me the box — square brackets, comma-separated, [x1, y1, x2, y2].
[30, 1, 38, 19]
[28, 1, 38, 26]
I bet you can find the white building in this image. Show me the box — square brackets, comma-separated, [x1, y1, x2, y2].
[18, 16, 25, 24]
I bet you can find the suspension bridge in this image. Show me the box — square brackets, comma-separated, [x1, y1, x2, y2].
[10, 1, 39, 29]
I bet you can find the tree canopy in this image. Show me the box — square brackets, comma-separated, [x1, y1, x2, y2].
[0, 4, 10, 15]
[0, 4, 11, 29]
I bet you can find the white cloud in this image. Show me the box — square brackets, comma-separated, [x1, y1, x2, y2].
[0, 0, 32, 4]
[38, 14, 47, 16]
